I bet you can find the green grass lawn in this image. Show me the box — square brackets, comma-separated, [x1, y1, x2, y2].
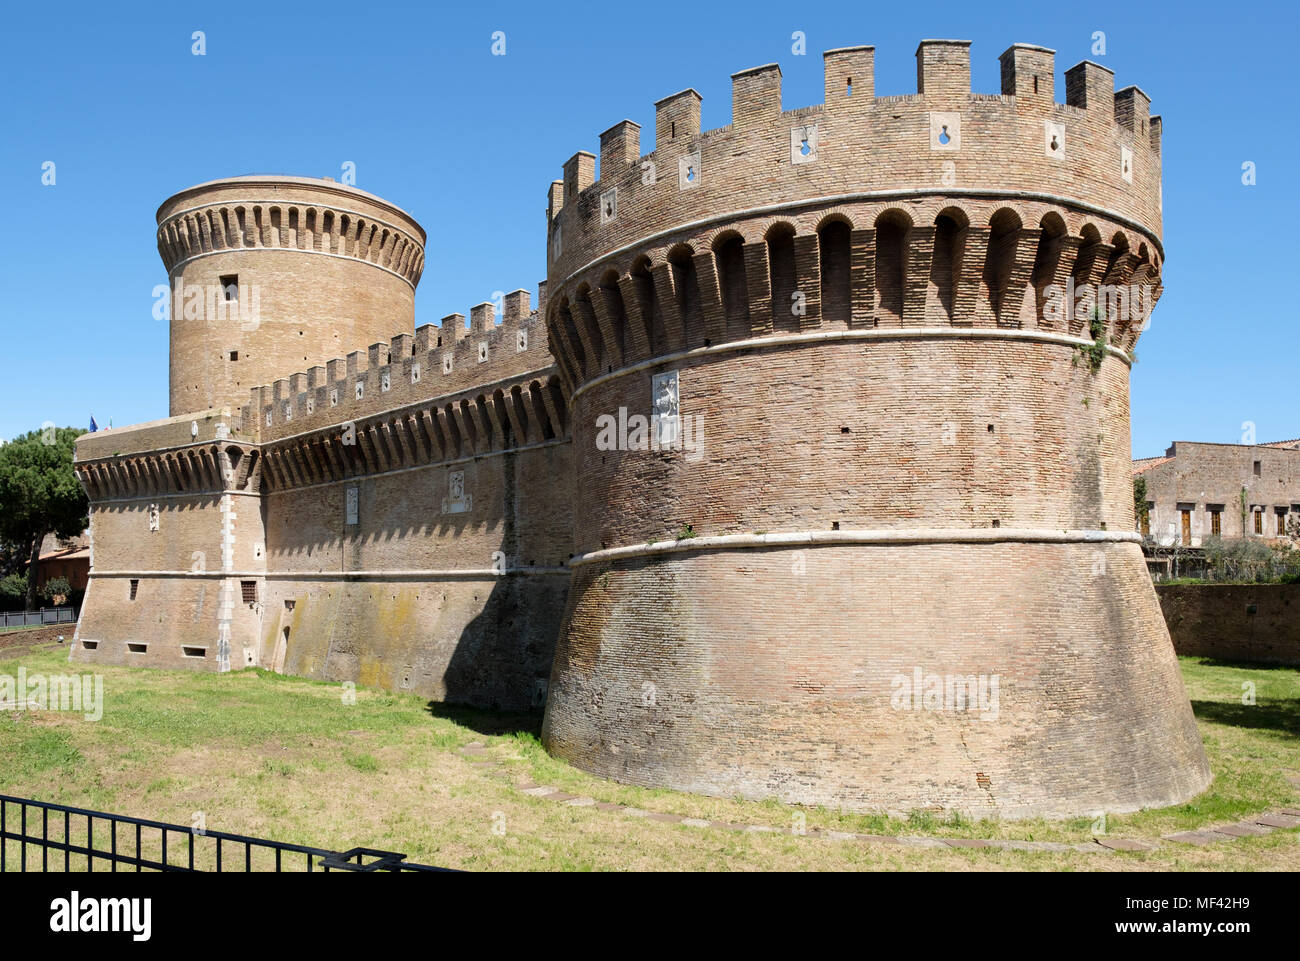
[0, 643, 1297, 870]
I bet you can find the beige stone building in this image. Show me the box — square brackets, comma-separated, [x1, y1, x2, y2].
[1134, 440, 1300, 546]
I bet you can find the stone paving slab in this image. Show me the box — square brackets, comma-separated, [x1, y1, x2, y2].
[1254, 814, 1300, 828]
[488, 759, 1292, 857]
[539, 790, 578, 802]
[821, 830, 858, 841]
[1214, 823, 1271, 838]
[644, 812, 683, 824]
[1095, 837, 1160, 851]
[891, 836, 949, 849]
[1164, 831, 1227, 846]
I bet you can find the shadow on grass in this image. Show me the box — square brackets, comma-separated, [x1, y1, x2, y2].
[1190, 657, 1300, 672]
[424, 701, 542, 739]
[1190, 698, 1300, 737]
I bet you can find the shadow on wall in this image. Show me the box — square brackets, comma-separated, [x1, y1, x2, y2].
[440, 445, 569, 714]
[439, 566, 567, 715]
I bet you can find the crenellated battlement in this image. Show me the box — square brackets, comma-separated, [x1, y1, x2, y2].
[547, 42, 1162, 284]
[242, 286, 557, 443]
[71, 37, 1211, 820]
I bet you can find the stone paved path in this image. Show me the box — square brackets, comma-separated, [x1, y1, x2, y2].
[458, 744, 1300, 854]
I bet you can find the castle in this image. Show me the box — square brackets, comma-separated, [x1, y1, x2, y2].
[70, 40, 1212, 819]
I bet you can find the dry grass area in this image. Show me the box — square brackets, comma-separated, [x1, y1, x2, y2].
[0, 640, 1297, 871]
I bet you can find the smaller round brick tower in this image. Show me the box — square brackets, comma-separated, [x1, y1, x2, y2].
[540, 41, 1211, 819]
[157, 175, 426, 417]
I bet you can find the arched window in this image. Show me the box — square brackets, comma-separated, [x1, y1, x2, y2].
[818, 220, 851, 326]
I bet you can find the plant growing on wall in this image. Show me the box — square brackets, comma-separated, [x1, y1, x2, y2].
[1073, 305, 1108, 374]
[1134, 476, 1150, 535]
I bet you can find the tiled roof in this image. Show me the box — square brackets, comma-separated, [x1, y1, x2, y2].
[1132, 456, 1172, 475]
[37, 531, 89, 556]
[39, 546, 89, 562]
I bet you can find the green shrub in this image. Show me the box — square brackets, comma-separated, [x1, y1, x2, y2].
[41, 576, 71, 605]
[0, 570, 27, 610]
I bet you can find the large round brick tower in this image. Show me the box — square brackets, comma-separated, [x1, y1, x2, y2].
[540, 42, 1211, 818]
[157, 175, 426, 416]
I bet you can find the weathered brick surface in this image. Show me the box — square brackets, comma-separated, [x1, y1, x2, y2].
[543, 543, 1209, 819]
[72, 174, 572, 708]
[69, 39, 1211, 819]
[548, 45, 1162, 288]
[1157, 584, 1300, 666]
[540, 40, 1208, 818]
[157, 176, 425, 417]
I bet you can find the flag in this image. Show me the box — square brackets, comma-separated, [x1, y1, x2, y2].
[89, 415, 98, 432]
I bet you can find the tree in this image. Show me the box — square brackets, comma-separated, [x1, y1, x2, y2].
[0, 427, 87, 611]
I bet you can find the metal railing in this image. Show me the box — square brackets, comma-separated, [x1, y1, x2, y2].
[0, 794, 450, 872]
[1, 607, 77, 628]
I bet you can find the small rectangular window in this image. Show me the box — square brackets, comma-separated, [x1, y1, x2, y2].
[241, 580, 258, 604]
[1278, 510, 1288, 536]
[1254, 511, 1264, 535]
[229, 350, 239, 361]
[80, 640, 99, 651]
[1253, 460, 1262, 477]
[1209, 511, 1221, 537]
[182, 645, 206, 658]
[220, 274, 239, 303]
[129, 579, 139, 600]
[127, 642, 147, 654]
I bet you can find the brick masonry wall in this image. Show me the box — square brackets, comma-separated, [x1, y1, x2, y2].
[70, 489, 266, 671]
[70, 400, 573, 709]
[158, 176, 426, 418]
[549, 43, 1161, 285]
[568, 338, 1135, 554]
[1158, 583, 1300, 666]
[67, 39, 1211, 819]
[543, 542, 1208, 819]
[256, 441, 573, 709]
[541, 41, 1209, 818]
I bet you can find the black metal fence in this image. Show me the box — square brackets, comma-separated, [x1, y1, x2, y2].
[0, 794, 450, 872]
[0, 607, 77, 629]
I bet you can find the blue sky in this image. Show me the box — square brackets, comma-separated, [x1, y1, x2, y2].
[0, 0, 1294, 456]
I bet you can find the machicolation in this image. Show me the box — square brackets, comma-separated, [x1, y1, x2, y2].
[72, 40, 1209, 820]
